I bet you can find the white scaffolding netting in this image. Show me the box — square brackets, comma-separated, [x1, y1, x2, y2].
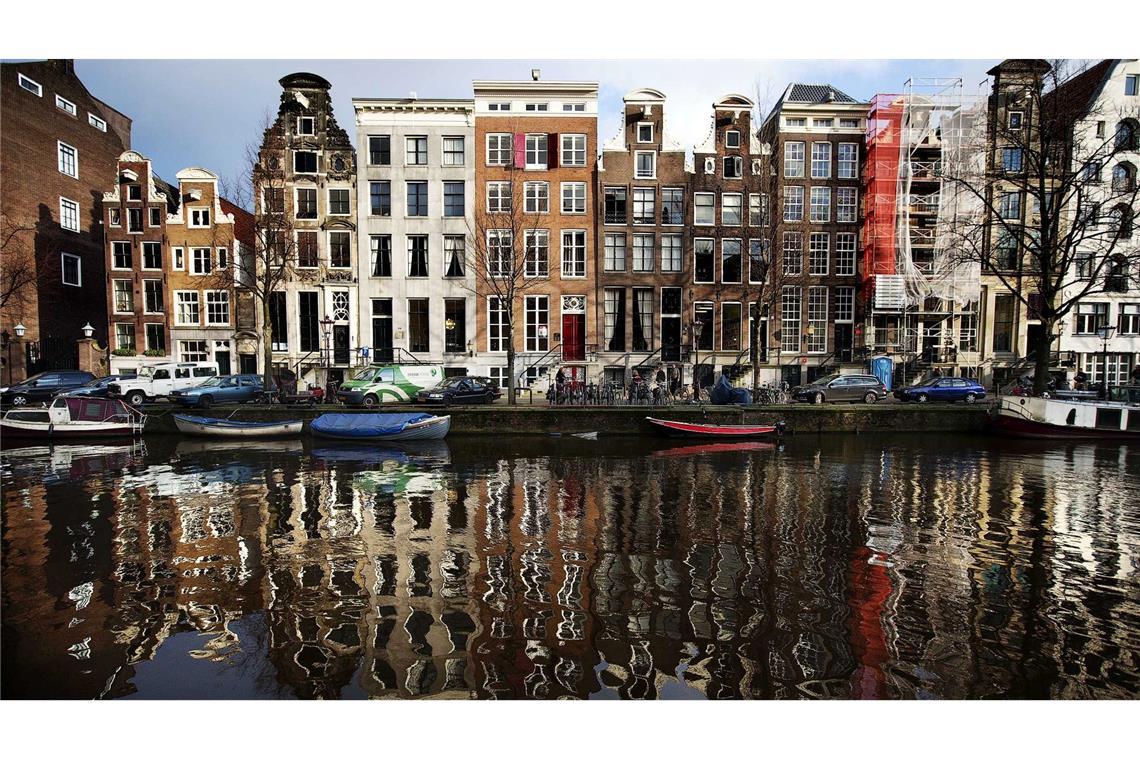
[894, 79, 985, 308]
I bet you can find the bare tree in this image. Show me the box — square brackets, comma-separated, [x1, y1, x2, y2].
[942, 60, 1140, 394]
[0, 215, 44, 314]
[465, 160, 547, 405]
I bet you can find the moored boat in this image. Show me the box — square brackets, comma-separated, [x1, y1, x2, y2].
[646, 416, 784, 438]
[173, 414, 303, 438]
[991, 391, 1140, 439]
[310, 412, 450, 441]
[0, 395, 144, 439]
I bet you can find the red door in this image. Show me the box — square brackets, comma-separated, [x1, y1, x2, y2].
[562, 314, 585, 361]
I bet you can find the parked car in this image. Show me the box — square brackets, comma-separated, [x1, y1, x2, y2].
[68, 374, 134, 399]
[894, 376, 987, 404]
[170, 374, 267, 408]
[792, 374, 887, 404]
[337, 364, 444, 406]
[414, 376, 498, 405]
[108, 361, 219, 406]
[1, 370, 96, 407]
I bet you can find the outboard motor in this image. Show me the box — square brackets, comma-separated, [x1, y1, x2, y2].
[775, 421, 787, 437]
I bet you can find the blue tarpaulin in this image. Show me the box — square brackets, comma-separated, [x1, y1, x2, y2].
[708, 374, 752, 405]
[311, 413, 433, 438]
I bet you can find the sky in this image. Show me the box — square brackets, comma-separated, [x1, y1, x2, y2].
[73, 59, 1001, 202]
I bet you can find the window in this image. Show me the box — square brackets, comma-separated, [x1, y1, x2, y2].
[749, 239, 769, 283]
[443, 181, 465, 217]
[113, 280, 133, 313]
[371, 235, 392, 277]
[524, 230, 549, 278]
[293, 151, 317, 174]
[781, 287, 802, 353]
[635, 151, 657, 179]
[694, 193, 715, 225]
[723, 156, 742, 178]
[408, 299, 429, 353]
[1074, 301, 1109, 335]
[813, 118, 833, 128]
[661, 189, 683, 225]
[784, 142, 805, 177]
[1008, 111, 1023, 130]
[811, 142, 831, 179]
[142, 241, 161, 270]
[807, 287, 828, 353]
[525, 134, 548, 168]
[661, 235, 682, 272]
[604, 187, 627, 223]
[525, 103, 549, 112]
[561, 134, 587, 167]
[722, 302, 742, 351]
[143, 280, 163, 313]
[180, 340, 208, 363]
[172, 247, 184, 271]
[1112, 163, 1136, 192]
[298, 292, 319, 353]
[324, 188, 348, 216]
[809, 233, 829, 276]
[999, 192, 1022, 220]
[563, 102, 585, 112]
[488, 103, 511, 112]
[836, 188, 857, 223]
[561, 230, 586, 277]
[149, 206, 161, 226]
[297, 231, 318, 268]
[176, 291, 200, 326]
[487, 134, 512, 166]
[488, 297, 509, 352]
[722, 240, 742, 283]
[694, 302, 715, 351]
[61, 253, 81, 286]
[262, 187, 285, 215]
[145, 324, 165, 354]
[487, 230, 512, 277]
[838, 143, 858, 179]
[561, 182, 586, 214]
[717, 193, 740, 226]
[725, 130, 741, 148]
[782, 232, 803, 276]
[115, 324, 135, 353]
[191, 247, 212, 275]
[748, 194, 764, 226]
[637, 123, 654, 143]
[112, 241, 131, 269]
[443, 136, 466, 166]
[487, 181, 511, 213]
[444, 299, 466, 352]
[329, 232, 351, 268]
[406, 181, 428, 216]
[524, 181, 549, 213]
[694, 238, 715, 283]
[836, 233, 857, 276]
[370, 181, 391, 216]
[408, 236, 429, 277]
[59, 197, 79, 232]
[993, 294, 1015, 351]
[205, 291, 230, 325]
[56, 95, 76, 115]
[525, 296, 549, 352]
[58, 141, 78, 177]
[268, 292, 287, 351]
[1126, 75, 1138, 97]
[128, 208, 143, 233]
[1001, 147, 1023, 172]
[633, 188, 655, 224]
[1120, 304, 1140, 335]
[444, 236, 465, 277]
[809, 187, 831, 223]
[995, 228, 1019, 270]
[839, 118, 859, 129]
[368, 135, 391, 165]
[784, 186, 804, 221]
[1085, 161, 1103, 183]
[633, 288, 654, 352]
[406, 136, 428, 165]
[604, 289, 626, 351]
[633, 234, 654, 272]
[109, 208, 121, 227]
[604, 233, 626, 271]
[17, 73, 41, 96]
[785, 117, 805, 128]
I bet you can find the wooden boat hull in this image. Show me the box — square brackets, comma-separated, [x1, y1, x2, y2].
[173, 414, 303, 438]
[645, 417, 781, 438]
[312, 415, 450, 441]
[0, 418, 140, 439]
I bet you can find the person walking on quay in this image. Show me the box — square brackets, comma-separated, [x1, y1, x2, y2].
[1130, 364, 1140, 386]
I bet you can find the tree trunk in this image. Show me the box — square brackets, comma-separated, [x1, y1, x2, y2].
[750, 314, 761, 394]
[262, 298, 274, 391]
[1031, 318, 1054, 396]
[506, 346, 516, 405]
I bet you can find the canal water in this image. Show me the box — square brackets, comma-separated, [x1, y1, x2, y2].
[2, 434, 1137, 699]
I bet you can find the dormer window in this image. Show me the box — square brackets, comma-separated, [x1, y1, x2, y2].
[725, 130, 741, 149]
[189, 208, 211, 228]
[297, 116, 315, 135]
[55, 95, 77, 116]
[128, 185, 142, 201]
[18, 73, 41, 96]
[88, 113, 107, 131]
[637, 123, 654, 143]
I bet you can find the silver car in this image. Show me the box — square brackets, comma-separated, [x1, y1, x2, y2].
[793, 374, 888, 404]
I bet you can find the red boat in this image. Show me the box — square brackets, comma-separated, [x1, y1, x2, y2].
[645, 417, 784, 438]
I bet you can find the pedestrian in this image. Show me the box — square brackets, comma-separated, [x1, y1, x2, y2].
[1131, 365, 1140, 386]
[1074, 370, 1088, 391]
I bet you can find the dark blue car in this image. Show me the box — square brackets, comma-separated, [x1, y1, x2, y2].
[894, 376, 986, 404]
[67, 374, 134, 398]
[170, 374, 267, 408]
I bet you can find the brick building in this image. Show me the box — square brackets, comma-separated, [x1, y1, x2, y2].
[472, 77, 599, 390]
[1, 59, 130, 383]
[759, 84, 869, 386]
[596, 88, 689, 386]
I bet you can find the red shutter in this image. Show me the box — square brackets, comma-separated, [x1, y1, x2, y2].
[514, 133, 526, 169]
[548, 133, 558, 169]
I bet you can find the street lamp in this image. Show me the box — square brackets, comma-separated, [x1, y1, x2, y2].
[81, 322, 94, 339]
[1096, 323, 1117, 399]
[13, 323, 26, 339]
[320, 315, 333, 367]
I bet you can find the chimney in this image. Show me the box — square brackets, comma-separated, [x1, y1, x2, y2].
[409, 91, 417, 100]
[531, 68, 541, 81]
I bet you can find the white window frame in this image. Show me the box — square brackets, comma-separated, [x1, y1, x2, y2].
[784, 186, 804, 222]
[327, 188, 350, 217]
[634, 151, 657, 179]
[188, 207, 211, 228]
[721, 193, 743, 226]
[142, 279, 164, 315]
[809, 187, 831, 223]
[60, 252, 82, 287]
[784, 141, 805, 178]
[637, 123, 654, 143]
[88, 112, 107, 132]
[525, 134, 548, 169]
[560, 230, 587, 278]
[442, 135, 466, 167]
[487, 297, 509, 352]
[175, 291, 201, 327]
[524, 181, 549, 214]
[632, 187, 655, 225]
[782, 232, 803, 276]
[722, 239, 743, 284]
[297, 116, 315, 135]
[693, 238, 715, 284]
[18, 73, 42, 96]
[836, 233, 857, 276]
[725, 130, 741, 149]
[835, 287, 855, 323]
[487, 181, 512, 213]
[604, 233, 626, 272]
[112, 279, 134, 315]
[523, 229, 550, 279]
[111, 241, 132, 271]
[632, 234, 655, 273]
[172, 247, 185, 272]
[808, 233, 830, 276]
[806, 286, 828, 354]
[141, 241, 163, 271]
[59, 196, 79, 232]
[205, 290, 231, 326]
[694, 192, 715, 225]
[486, 133, 512, 166]
[836, 187, 858, 223]
[57, 141, 78, 178]
[486, 230, 512, 278]
[810, 142, 832, 179]
[405, 135, 428, 166]
[561, 182, 587, 214]
[661, 234, 682, 273]
[108, 208, 121, 227]
[190, 247, 213, 276]
[561, 134, 587, 167]
[55, 95, 76, 116]
[837, 143, 858, 179]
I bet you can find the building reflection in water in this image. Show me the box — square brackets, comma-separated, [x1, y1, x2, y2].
[2, 435, 1138, 699]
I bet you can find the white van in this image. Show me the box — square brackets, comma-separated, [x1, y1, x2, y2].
[108, 362, 220, 406]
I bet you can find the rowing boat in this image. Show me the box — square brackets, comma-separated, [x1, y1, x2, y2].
[310, 412, 450, 441]
[173, 414, 303, 438]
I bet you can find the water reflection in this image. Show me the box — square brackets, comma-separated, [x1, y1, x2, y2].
[2, 435, 1138, 699]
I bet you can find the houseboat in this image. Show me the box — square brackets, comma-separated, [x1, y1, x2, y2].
[991, 387, 1140, 439]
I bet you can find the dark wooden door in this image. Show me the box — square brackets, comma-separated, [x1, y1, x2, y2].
[562, 314, 585, 361]
[333, 325, 350, 364]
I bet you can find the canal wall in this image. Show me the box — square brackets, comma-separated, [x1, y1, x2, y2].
[142, 403, 990, 436]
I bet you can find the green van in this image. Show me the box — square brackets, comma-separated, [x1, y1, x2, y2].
[336, 364, 444, 407]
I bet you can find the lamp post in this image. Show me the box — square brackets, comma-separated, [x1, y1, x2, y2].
[320, 315, 333, 368]
[1096, 323, 1117, 399]
[81, 323, 94, 339]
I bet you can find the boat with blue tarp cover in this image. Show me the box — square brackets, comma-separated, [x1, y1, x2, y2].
[173, 414, 303, 438]
[310, 412, 450, 441]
